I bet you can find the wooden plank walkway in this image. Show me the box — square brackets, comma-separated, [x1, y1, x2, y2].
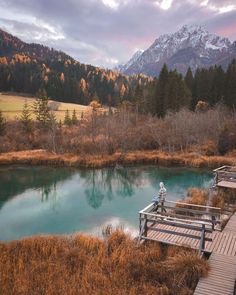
[194, 253, 236, 295]
[217, 181, 236, 189]
[194, 213, 236, 295]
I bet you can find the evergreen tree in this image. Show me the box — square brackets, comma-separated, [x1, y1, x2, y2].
[209, 66, 225, 105]
[153, 65, 191, 116]
[185, 67, 194, 108]
[71, 109, 78, 125]
[0, 110, 6, 136]
[64, 109, 72, 126]
[133, 80, 144, 112]
[155, 64, 169, 117]
[20, 100, 33, 133]
[34, 88, 50, 126]
[225, 59, 236, 108]
[185, 67, 194, 93]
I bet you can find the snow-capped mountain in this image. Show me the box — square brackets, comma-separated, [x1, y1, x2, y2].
[115, 49, 143, 72]
[119, 25, 236, 76]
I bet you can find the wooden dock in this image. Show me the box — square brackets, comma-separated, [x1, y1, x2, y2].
[217, 180, 236, 189]
[214, 165, 236, 189]
[194, 212, 236, 295]
[139, 201, 222, 254]
[139, 204, 236, 294]
[138, 166, 236, 294]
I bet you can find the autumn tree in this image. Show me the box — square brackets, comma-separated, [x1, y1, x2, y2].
[218, 126, 230, 155]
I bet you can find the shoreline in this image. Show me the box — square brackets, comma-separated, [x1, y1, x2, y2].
[0, 149, 235, 168]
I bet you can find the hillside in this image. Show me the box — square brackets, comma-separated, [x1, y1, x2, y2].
[0, 29, 149, 106]
[0, 29, 73, 62]
[119, 25, 236, 76]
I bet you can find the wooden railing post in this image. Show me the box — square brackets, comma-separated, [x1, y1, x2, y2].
[211, 215, 215, 231]
[138, 213, 148, 242]
[139, 213, 141, 233]
[199, 224, 206, 254]
[144, 214, 147, 237]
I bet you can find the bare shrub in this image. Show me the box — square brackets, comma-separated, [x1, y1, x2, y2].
[1, 105, 236, 156]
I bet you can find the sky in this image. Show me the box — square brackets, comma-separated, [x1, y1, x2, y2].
[0, 0, 236, 68]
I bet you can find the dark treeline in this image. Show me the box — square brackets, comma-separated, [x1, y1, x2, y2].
[1, 56, 235, 116]
[141, 59, 236, 116]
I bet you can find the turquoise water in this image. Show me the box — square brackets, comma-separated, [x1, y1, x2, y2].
[0, 165, 212, 241]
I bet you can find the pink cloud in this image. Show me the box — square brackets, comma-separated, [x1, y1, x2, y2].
[215, 22, 236, 40]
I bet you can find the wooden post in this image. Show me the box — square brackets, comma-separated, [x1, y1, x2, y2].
[144, 214, 147, 237]
[139, 213, 141, 233]
[199, 224, 205, 254]
[211, 215, 215, 231]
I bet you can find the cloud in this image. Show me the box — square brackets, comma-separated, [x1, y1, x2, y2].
[0, 0, 236, 68]
[155, 0, 174, 10]
[0, 18, 65, 42]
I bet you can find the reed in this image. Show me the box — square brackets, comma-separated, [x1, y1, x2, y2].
[0, 149, 236, 169]
[0, 231, 209, 295]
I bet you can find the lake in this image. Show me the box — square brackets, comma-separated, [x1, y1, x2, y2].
[0, 165, 212, 241]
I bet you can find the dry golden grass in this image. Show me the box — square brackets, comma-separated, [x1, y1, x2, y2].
[185, 188, 208, 206]
[0, 231, 209, 295]
[0, 149, 236, 169]
[175, 188, 208, 214]
[0, 93, 90, 121]
[211, 189, 236, 211]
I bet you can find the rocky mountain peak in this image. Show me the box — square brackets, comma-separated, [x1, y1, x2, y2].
[118, 24, 235, 77]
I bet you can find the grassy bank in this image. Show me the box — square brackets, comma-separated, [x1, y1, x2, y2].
[0, 231, 209, 295]
[0, 149, 236, 169]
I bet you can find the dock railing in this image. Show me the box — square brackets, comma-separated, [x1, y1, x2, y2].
[138, 200, 221, 254]
[213, 165, 236, 184]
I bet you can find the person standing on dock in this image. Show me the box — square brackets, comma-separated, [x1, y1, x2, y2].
[152, 182, 167, 212]
[158, 182, 166, 212]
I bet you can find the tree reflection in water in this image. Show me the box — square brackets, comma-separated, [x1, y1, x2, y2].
[0, 165, 211, 212]
[41, 182, 58, 211]
[0, 166, 75, 210]
[83, 167, 144, 209]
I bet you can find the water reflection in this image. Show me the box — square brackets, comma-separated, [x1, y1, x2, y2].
[0, 166, 212, 211]
[0, 166, 74, 203]
[83, 167, 144, 208]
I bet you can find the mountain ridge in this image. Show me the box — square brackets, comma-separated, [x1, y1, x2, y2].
[0, 28, 74, 63]
[118, 25, 236, 76]
[0, 28, 148, 106]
